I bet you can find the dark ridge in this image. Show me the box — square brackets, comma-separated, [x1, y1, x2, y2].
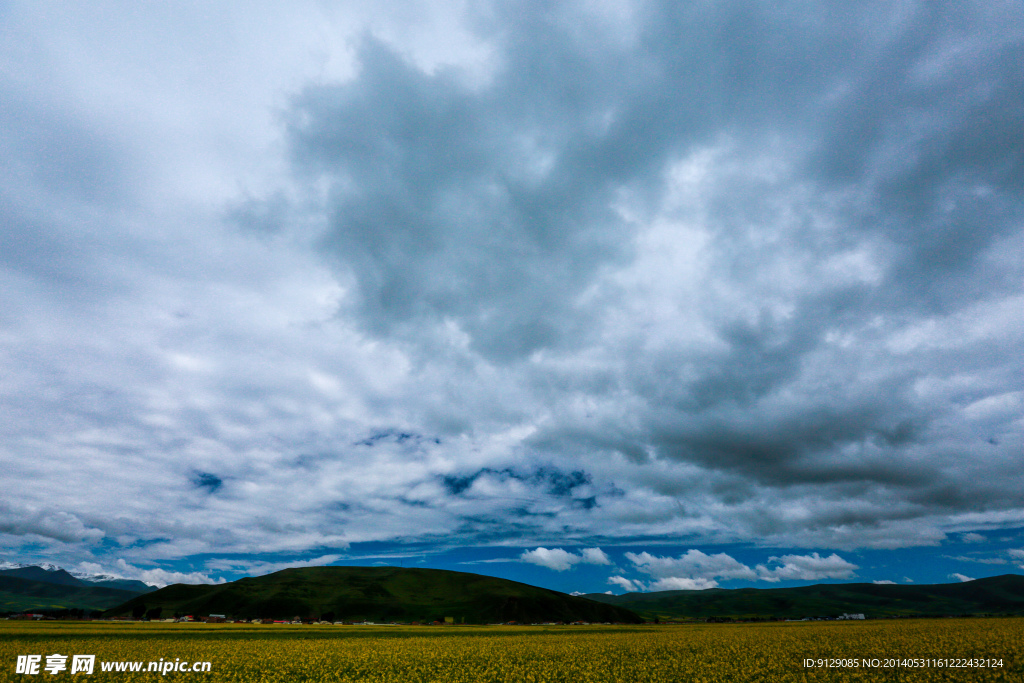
[103, 566, 643, 623]
[583, 574, 1024, 620]
[0, 567, 86, 587]
[0, 576, 147, 613]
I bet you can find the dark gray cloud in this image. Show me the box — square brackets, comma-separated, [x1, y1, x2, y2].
[277, 0, 1023, 546]
[0, 0, 1022, 575]
[286, 31, 637, 360]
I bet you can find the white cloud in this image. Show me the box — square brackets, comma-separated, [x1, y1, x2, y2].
[580, 547, 612, 566]
[521, 548, 578, 572]
[1007, 549, 1024, 569]
[949, 573, 975, 583]
[72, 562, 107, 576]
[622, 549, 857, 588]
[608, 575, 643, 592]
[520, 547, 611, 572]
[945, 555, 1007, 565]
[626, 550, 758, 581]
[872, 580, 896, 585]
[203, 554, 342, 576]
[649, 577, 718, 591]
[960, 532, 986, 544]
[755, 553, 858, 583]
[110, 559, 224, 588]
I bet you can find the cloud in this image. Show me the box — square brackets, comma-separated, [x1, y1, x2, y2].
[960, 532, 986, 544]
[101, 560, 224, 588]
[520, 547, 611, 571]
[755, 553, 859, 583]
[521, 548, 576, 571]
[624, 549, 857, 587]
[872, 580, 896, 585]
[287, 31, 635, 363]
[626, 550, 758, 581]
[203, 554, 343, 576]
[580, 548, 611, 565]
[0, 504, 104, 544]
[649, 577, 718, 591]
[945, 555, 1007, 565]
[949, 573, 975, 583]
[607, 575, 643, 592]
[0, 0, 1022, 577]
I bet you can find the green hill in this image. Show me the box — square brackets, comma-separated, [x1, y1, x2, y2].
[104, 566, 644, 624]
[584, 574, 1024, 620]
[0, 576, 147, 613]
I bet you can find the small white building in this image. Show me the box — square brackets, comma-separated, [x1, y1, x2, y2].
[840, 613, 865, 620]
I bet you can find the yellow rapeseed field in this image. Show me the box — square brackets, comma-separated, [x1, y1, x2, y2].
[1, 618, 1020, 682]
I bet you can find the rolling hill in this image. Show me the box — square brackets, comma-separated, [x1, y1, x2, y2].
[584, 574, 1024, 620]
[104, 566, 643, 623]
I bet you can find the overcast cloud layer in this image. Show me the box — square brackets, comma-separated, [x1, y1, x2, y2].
[1, 0, 1022, 589]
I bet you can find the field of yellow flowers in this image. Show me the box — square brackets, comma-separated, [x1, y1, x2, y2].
[2, 618, 1020, 682]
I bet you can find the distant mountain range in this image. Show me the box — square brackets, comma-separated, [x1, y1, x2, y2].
[0, 565, 154, 593]
[0, 564, 156, 613]
[7, 562, 1023, 622]
[103, 566, 643, 624]
[584, 574, 1024, 620]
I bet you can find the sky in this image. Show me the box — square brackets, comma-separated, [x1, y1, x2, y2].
[1, 0, 1022, 594]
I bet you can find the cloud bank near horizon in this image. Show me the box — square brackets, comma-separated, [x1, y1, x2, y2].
[0, 0, 1022, 578]
[606, 548, 858, 591]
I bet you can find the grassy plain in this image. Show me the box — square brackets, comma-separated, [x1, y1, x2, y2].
[1, 618, 1021, 682]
